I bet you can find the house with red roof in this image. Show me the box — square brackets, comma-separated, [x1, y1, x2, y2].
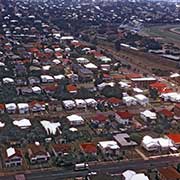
[27, 144, 50, 164]
[29, 101, 48, 112]
[80, 143, 97, 155]
[166, 133, 180, 146]
[174, 104, 180, 120]
[115, 111, 133, 125]
[106, 97, 122, 107]
[91, 114, 109, 128]
[66, 84, 78, 94]
[51, 144, 71, 157]
[0, 104, 5, 114]
[159, 109, 174, 121]
[4, 147, 23, 167]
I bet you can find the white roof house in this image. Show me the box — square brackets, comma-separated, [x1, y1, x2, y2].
[62, 100, 76, 109]
[40, 120, 61, 135]
[84, 98, 97, 107]
[0, 121, 5, 127]
[13, 119, 31, 129]
[119, 81, 131, 89]
[142, 135, 174, 151]
[5, 103, 17, 113]
[84, 63, 98, 69]
[135, 94, 149, 106]
[67, 114, 84, 126]
[7, 147, 16, 158]
[99, 56, 112, 63]
[3, 77, 14, 84]
[74, 99, 87, 108]
[160, 92, 180, 102]
[76, 57, 89, 64]
[54, 74, 65, 80]
[41, 75, 54, 83]
[123, 96, 137, 106]
[98, 141, 120, 150]
[17, 103, 29, 114]
[140, 110, 157, 121]
[32, 86, 42, 94]
[123, 170, 149, 180]
[60, 36, 74, 40]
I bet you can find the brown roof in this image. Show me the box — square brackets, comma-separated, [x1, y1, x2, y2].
[52, 144, 71, 154]
[159, 167, 180, 179]
[27, 144, 47, 157]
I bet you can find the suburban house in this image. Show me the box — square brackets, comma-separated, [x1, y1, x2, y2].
[29, 101, 47, 112]
[27, 143, 50, 164]
[115, 111, 133, 125]
[131, 77, 157, 89]
[91, 114, 109, 128]
[4, 147, 23, 167]
[122, 170, 149, 180]
[141, 135, 174, 152]
[158, 108, 174, 121]
[140, 110, 157, 122]
[113, 133, 137, 148]
[74, 99, 87, 108]
[62, 100, 76, 110]
[166, 133, 180, 147]
[98, 141, 120, 156]
[174, 104, 180, 120]
[66, 114, 85, 126]
[66, 84, 78, 94]
[80, 143, 97, 156]
[51, 144, 71, 157]
[78, 68, 93, 82]
[106, 97, 122, 107]
[17, 103, 29, 114]
[0, 104, 5, 114]
[158, 167, 180, 180]
[5, 103, 17, 114]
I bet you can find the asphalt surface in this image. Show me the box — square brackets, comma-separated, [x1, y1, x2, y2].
[1, 156, 180, 180]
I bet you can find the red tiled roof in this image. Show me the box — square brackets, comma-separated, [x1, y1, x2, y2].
[29, 100, 46, 107]
[107, 97, 121, 104]
[52, 144, 71, 153]
[0, 104, 5, 110]
[126, 73, 143, 79]
[116, 111, 133, 119]
[159, 109, 174, 117]
[80, 143, 97, 154]
[66, 84, 77, 92]
[150, 82, 167, 89]
[175, 104, 180, 109]
[167, 133, 180, 144]
[92, 114, 107, 122]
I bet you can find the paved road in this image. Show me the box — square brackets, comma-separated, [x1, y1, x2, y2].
[1, 156, 180, 180]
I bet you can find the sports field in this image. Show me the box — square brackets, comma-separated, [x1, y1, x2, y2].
[141, 24, 180, 46]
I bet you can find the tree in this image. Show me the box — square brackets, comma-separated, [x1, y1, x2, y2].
[115, 40, 121, 51]
[101, 84, 123, 98]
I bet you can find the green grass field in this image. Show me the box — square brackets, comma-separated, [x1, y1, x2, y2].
[141, 25, 180, 46]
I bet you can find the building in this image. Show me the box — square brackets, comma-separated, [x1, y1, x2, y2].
[131, 77, 157, 89]
[158, 167, 180, 180]
[66, 114, 85, 126]
[122, 170, 149, 180]
[27, 144, 50, 164]
[4, 147, 23, 167]
[80, 143, 97, 155]
[98, 141, 120, 156]
[51, 144, 71, 157]
[174, 104, 180, 120]
[115, 111, 133, 125]
[113, 133, 137, 148]
[141, 135, 174, 152]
